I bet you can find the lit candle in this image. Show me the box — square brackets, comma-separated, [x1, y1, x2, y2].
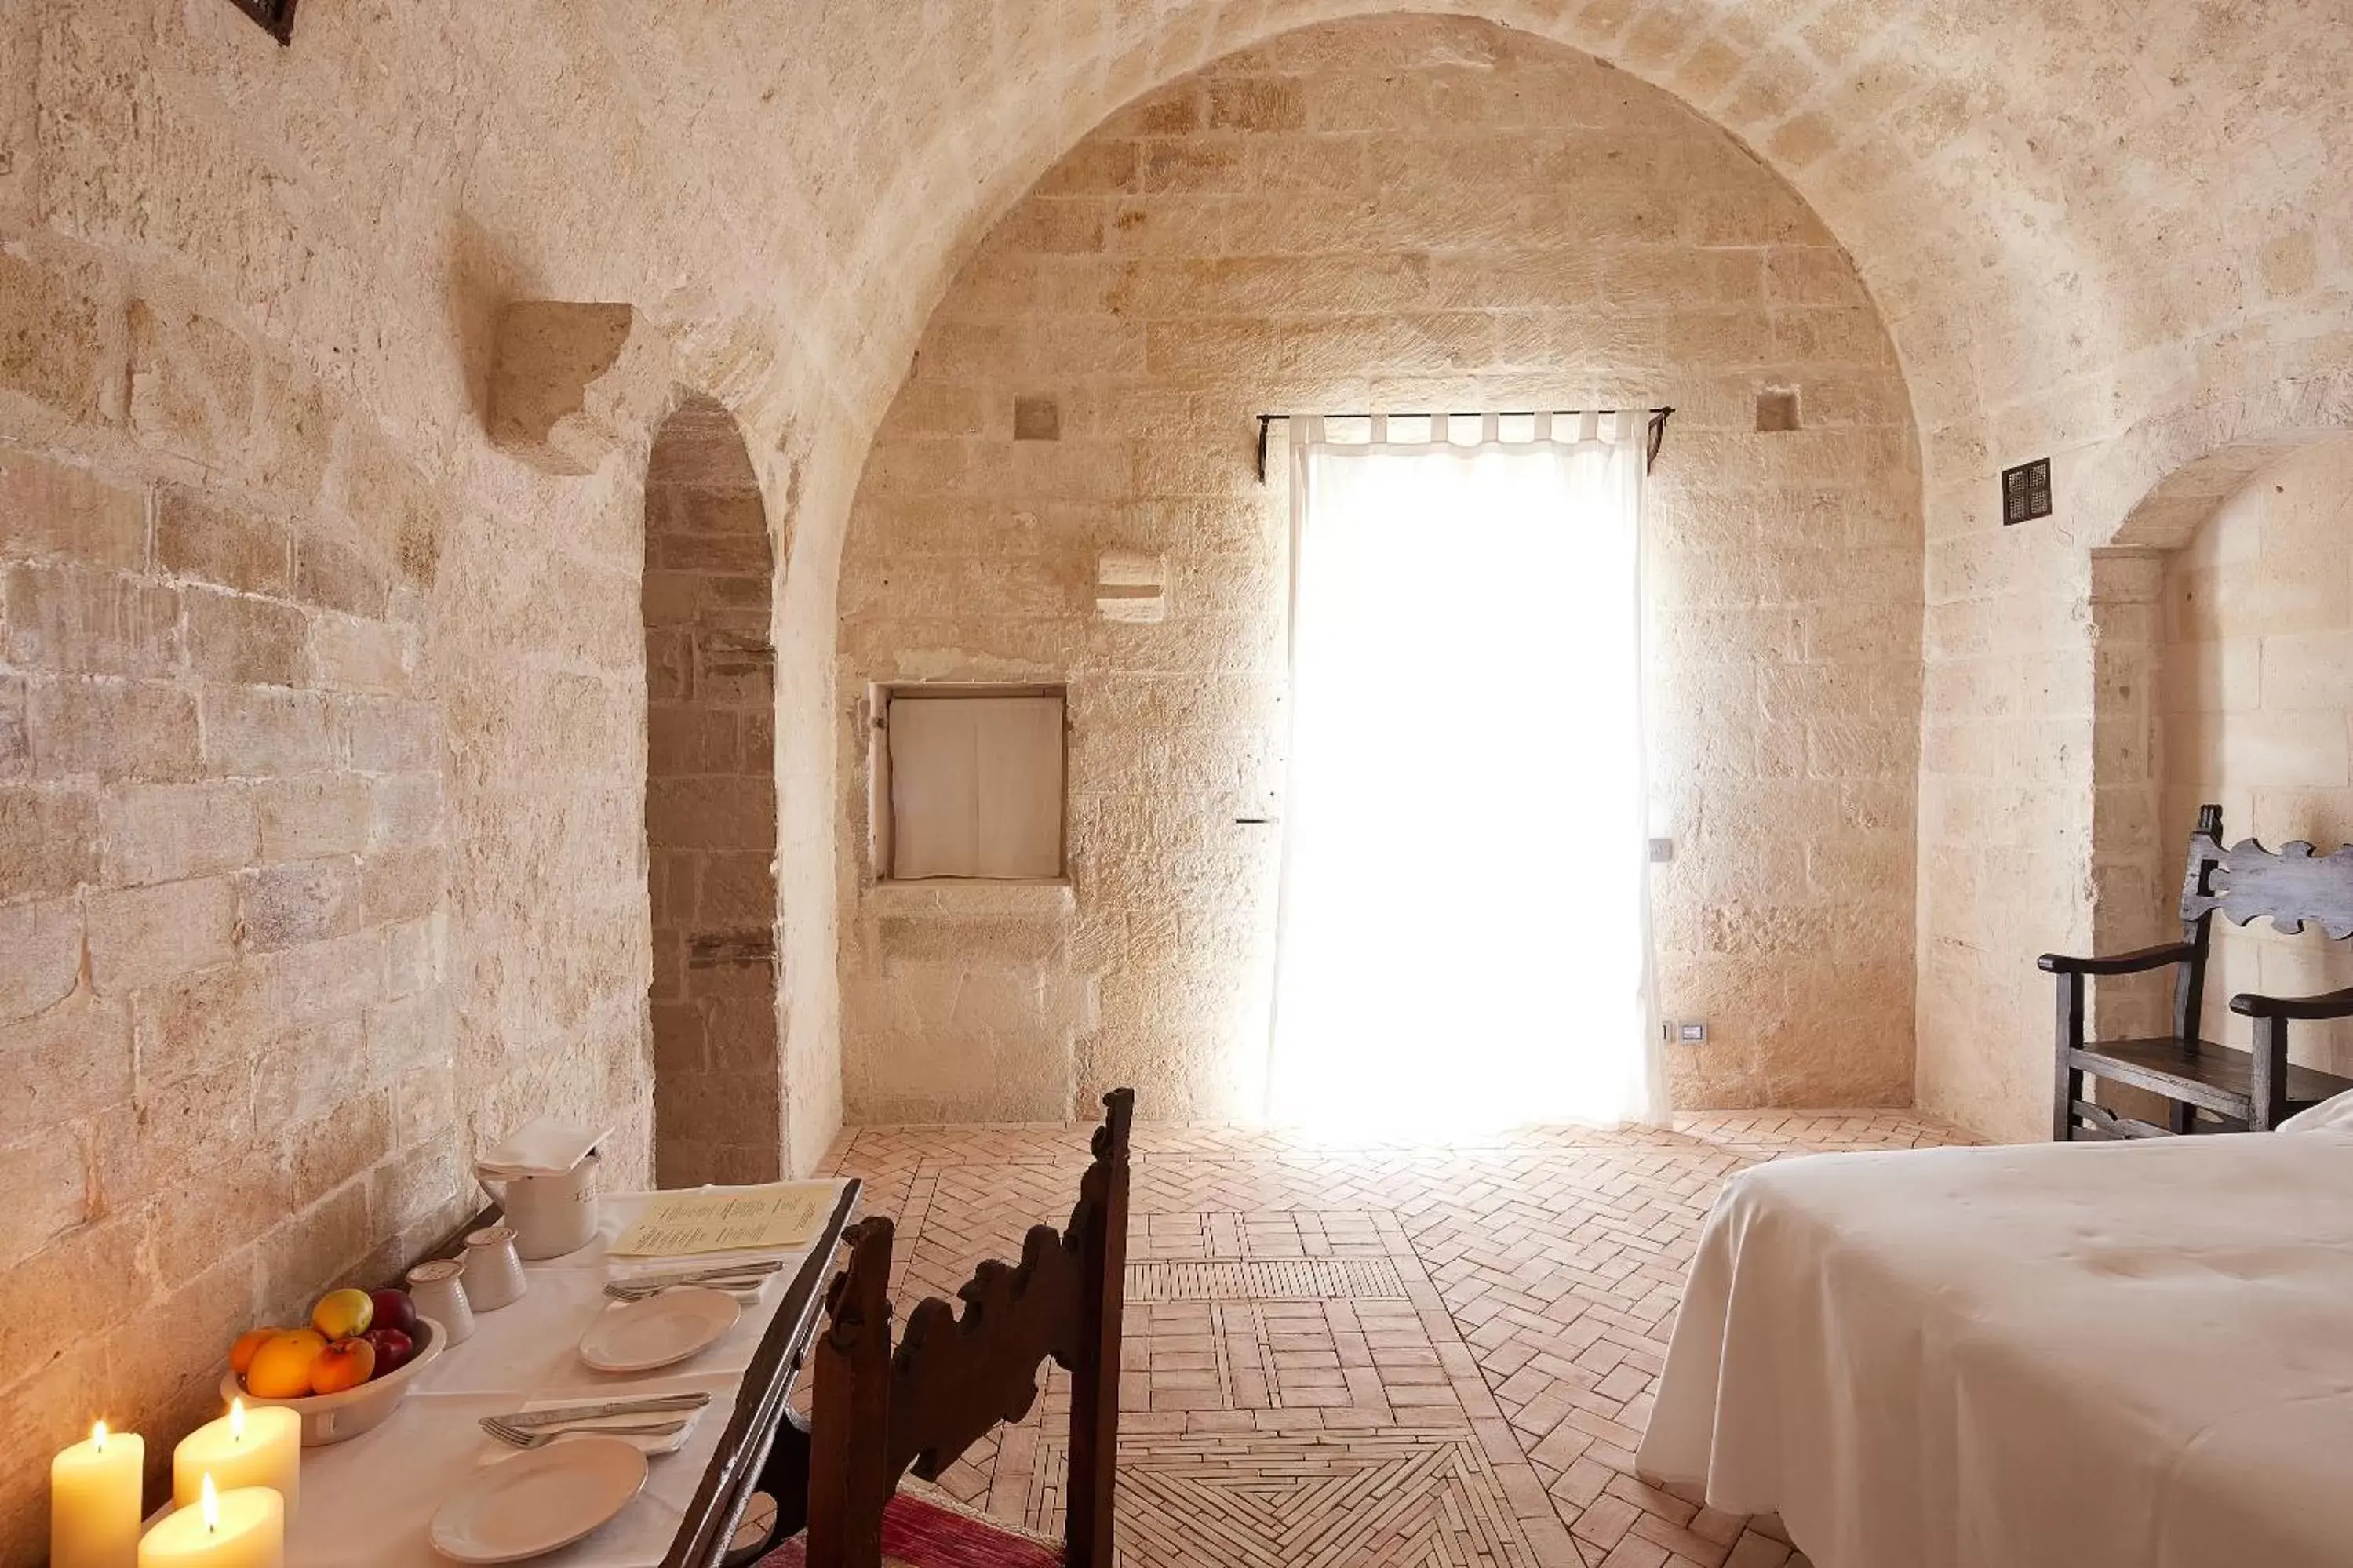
[52, 1421, 144, 1568]
[172, 1401, 299, 1515]
[138, 1476, 283, 1568]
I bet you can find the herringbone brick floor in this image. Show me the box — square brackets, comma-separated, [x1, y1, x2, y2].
[814, 1111, 1969, 1568]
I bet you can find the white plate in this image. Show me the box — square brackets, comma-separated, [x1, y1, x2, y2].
[578, 1286, 741, 1373]
[430, 1435, 649, 1563]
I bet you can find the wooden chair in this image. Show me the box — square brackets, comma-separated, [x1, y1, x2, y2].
[767, 1088, 1132, 1568]
[2043, 804, 2353, 1138]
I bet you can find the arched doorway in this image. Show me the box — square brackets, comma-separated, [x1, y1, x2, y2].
[644, 398, 782, 1186]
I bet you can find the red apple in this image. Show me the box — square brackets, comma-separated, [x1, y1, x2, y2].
[362, 1326, 415, 1376]
[369, 1288, 420, 1337]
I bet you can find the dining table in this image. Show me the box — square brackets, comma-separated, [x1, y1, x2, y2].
[278, 1178, 861, 1568]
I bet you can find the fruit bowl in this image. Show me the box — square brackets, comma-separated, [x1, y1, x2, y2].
[220, 1317, 446, 1446]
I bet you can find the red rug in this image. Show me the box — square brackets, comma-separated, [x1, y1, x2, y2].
[758, 1490, 1063, 1568]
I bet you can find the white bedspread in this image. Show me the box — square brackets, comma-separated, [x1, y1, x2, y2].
[1637, 1132, 2353, 1568]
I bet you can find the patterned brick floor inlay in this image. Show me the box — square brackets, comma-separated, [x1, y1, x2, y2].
[1127, 1257, 1409, 1302]
[1033, 1432, 1540, 1568]
[817, 1111, 1970, 1568]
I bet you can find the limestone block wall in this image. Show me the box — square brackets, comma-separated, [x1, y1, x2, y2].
[0, 2, 851, 1547]
[0, 329, 625, 1523]
[0, 418, 463, 1384]
[645, 403, 783, 1186]
[2154, 439, 2353, 1074]
[837, 17, 1923, 1124]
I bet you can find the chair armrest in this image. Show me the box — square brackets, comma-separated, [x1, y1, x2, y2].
[2038, 942, 2195, 977]
[2231, 986, 2353, 1020]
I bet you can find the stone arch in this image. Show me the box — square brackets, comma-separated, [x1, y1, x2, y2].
[834, 12, 1925, 1123]
[644, 395, 785, 1185]
[2082, 386, 2353, 1036]
[2096, 367, 2353, 555]
[796, 1, 2351, 561]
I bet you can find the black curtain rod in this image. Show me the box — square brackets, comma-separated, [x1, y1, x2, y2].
[1254, 406, 1675, 482]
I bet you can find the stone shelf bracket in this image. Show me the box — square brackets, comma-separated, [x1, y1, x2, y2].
[489, 302, 674, 475]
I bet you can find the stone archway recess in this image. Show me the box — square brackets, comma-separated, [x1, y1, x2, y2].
[2082, 369, 2353, 1038]
[644, 398, 786, 1186]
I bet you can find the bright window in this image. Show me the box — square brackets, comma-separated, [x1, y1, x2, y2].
[1268, 414, 1659, 1133]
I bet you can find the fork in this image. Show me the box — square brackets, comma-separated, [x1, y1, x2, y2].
[481, 1416, 690, 1450]
[603, 1271, 773, 1302]
[491, 1392, 710, 1428]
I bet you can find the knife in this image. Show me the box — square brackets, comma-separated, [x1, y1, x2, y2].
[611, 1261, 784, 1290]
[493, 1392, 712, 1427]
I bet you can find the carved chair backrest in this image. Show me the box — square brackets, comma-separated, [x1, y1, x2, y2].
[2169, 804, 2353, 1039]
[2178, 803, 2353, 938]
[806, 1089, 1134, 1568]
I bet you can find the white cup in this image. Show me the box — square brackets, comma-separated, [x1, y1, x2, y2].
[462, 1225, 529, 1312]
[407, 1259, 475, 1345]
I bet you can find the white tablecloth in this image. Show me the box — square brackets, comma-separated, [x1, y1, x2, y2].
[285, 1185, 847, 1568]
[1637, 1133, 2353, 1568]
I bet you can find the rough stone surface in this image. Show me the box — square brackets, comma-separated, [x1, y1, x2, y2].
[0, 2, 828, 1536]
[490, 302, 675, 477]
[838, 18, 1921, 1122]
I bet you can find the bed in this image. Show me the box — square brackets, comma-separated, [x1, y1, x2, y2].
[1637, 1106, 2353, 1568]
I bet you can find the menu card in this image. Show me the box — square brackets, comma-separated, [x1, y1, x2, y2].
[610, 1181, 837, 1257]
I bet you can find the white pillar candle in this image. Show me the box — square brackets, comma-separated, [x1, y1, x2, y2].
[173, 1402, 299, 1514]
[52, 1421, 144, 1568]
[138, 1478, 283, 1568]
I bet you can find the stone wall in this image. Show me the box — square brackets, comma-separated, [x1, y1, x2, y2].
[0, 409, 468, 1459]
[0, 2, 850, 1548]
[2154, 439, 2353, 1075]
[837, 17, 1922, 1124]
[0, 319, 641, 1533]
[646, 402, 783, 1185]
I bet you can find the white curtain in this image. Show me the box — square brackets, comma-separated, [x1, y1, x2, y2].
[1267, 413, 1662, 1133]
[888, 695, 1065, 879]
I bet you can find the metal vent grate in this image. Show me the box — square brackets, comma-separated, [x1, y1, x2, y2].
[1124, 1257, 1408, 1302]
[2002, 457, 2053, 524]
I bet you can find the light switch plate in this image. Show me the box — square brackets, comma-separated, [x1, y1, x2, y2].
[1677, 1020, 1708, 1044]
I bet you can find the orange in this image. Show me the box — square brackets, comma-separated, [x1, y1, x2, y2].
[228, 1328, 278, 1376]
[245, 1328, 329, 1399]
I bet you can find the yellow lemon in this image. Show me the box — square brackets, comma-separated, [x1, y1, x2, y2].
[311, 1287, 373, 1340]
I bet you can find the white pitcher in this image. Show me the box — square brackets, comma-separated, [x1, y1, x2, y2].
[479, 1153, 601, 1260]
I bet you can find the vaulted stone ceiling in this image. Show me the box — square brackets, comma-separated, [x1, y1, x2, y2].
[135, 0, 2338, 562]
[580, 0, 2348, 551]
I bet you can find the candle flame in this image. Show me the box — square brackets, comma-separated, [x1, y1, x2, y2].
[91, 1421, 107, 1452]
[229, 1398, 245, 1440]
[201, 1474, 220, 1532]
